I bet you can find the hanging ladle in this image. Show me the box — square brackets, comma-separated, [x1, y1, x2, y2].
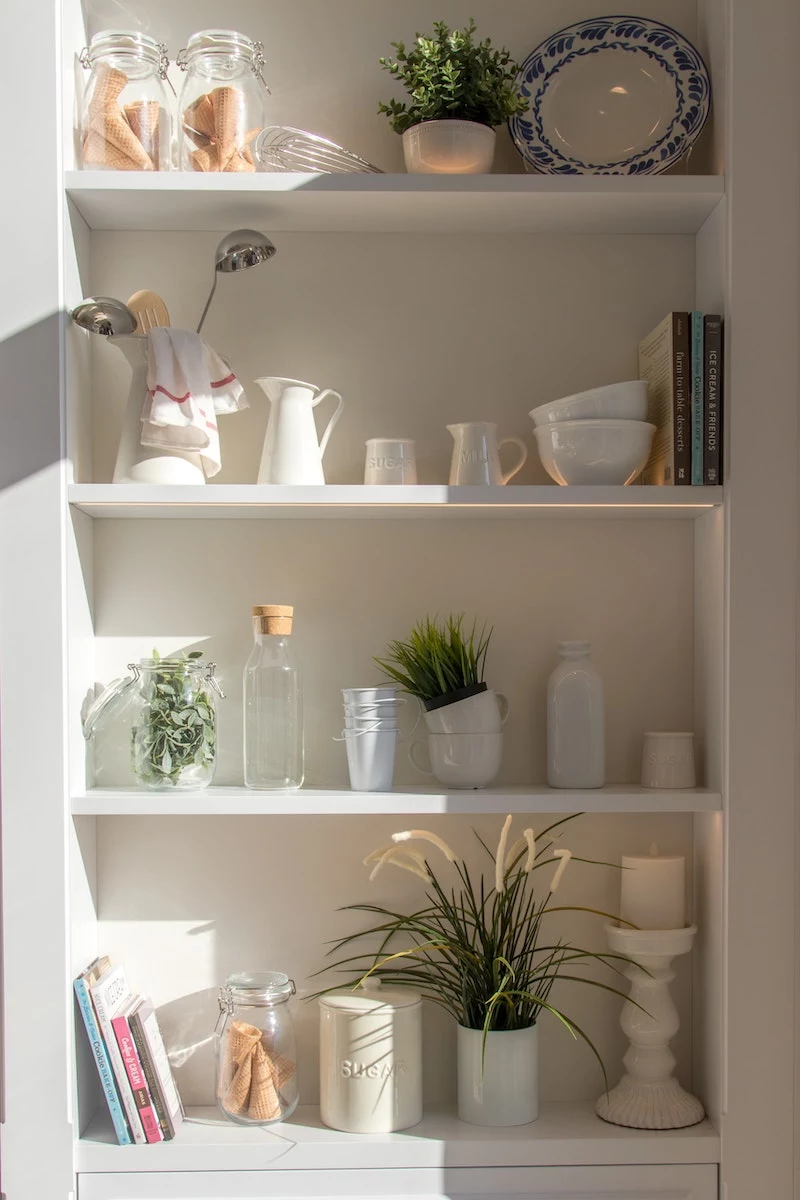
[71, 296, 138, 338]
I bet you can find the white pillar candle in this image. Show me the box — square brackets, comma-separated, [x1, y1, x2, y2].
[620, 843, 685, 930]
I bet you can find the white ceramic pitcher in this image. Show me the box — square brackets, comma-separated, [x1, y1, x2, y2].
[256, 377, 344, 484]
[112, 337, 205, 485]
[447, 422, 527, 485]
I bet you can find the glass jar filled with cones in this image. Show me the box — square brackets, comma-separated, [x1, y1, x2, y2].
[177, 30, 268, 173]
[215, 972, 298, 1125]
[79, 31, 172, 171]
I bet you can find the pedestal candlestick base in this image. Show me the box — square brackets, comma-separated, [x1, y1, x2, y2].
[596, 924, 705, 1131]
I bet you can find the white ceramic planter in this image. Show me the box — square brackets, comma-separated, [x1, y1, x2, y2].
[402, 120, 496, 174]
[424, 688, 509, 735]
[409, 731, 503, 789]
[457, 1024, 538, 1126]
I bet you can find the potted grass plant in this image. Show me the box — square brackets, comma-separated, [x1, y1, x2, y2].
[320, 814, 631, 1126]
[376, 614, 505, 787]
[378, 19, 527, 174]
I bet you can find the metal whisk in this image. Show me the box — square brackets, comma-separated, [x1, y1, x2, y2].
[255, 126, 383, 174]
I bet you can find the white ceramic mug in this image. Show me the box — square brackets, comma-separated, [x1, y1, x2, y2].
[409, 732, 503, 789]
[641, 732, 696, 789]
[364, 439, 418, 485]
[447, 422, 528, 485]
[423, 689, 509, 735]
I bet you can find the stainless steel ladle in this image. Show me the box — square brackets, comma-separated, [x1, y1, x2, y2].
[71, 296, 138, 338]
[195, 229, 277, 334]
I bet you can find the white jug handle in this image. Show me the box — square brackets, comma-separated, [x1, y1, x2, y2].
[408, 739, 434, 776]
[315, 390, 345, 458]
[496, 692, 510, 726]
[499, 437, 528, 484]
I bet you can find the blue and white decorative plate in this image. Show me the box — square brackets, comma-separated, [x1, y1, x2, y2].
[509, 15, 711, 175]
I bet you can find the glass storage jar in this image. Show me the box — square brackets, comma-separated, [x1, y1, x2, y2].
[244, 605, 304, 790]
[82, 655, 224, 790]
[216, 972, 298, 1125]
[80, 31, 172, 171]
[177, 30, 268, 172]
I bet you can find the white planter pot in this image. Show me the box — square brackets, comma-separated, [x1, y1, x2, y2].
[402, 120, 496, 174]
[424, 688, 509, 735]
[457, 1024, 538, 1126]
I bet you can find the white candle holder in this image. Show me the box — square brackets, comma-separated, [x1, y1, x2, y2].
[596, 924, 705, 1130]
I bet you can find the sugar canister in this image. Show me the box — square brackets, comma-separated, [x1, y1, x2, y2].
[319, 985, 422, 1133]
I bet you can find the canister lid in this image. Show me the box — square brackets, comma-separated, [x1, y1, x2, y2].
[222, 970, 295, 1006]
[252, 605, 293, 635]
[319, 985, 422, 1012]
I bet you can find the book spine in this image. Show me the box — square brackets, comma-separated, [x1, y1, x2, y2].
[673, 313, 691, 484]
[691, 311, 704, 484]
[112, 1015, 163, 1143]
[704, 315, 723, 485]
[130, 1015, 174, 1140]
[91, 990, 146, 1144]
[73, 979, 132, 1146]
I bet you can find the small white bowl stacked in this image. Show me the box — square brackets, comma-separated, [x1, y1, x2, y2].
[529, 381, 656, 486]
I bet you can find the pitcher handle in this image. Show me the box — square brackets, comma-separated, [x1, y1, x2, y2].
[315, 389, 345, 458]
[498, 437, 528, 484]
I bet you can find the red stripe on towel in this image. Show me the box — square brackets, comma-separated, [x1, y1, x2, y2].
[210, 373, 236, 389]
[148, 385, 190, 404]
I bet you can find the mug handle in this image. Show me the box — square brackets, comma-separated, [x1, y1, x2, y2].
[315, 390, 345, 458]
[498, 437, 528, 484]
[408, 739, 434, 776]
[495, 692, 510, 726]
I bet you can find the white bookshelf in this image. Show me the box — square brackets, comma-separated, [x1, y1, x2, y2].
[65, 172, 724, 234]
[68, 484, 723, 519]
[3, 1, 800, 1198]
[77, 1103, 720, 1173]
[72, 785, 722, 816]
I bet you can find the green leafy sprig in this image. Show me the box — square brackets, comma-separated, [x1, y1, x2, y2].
[132, 650, 216, 787]
[375, 614, 491, 703]
[378, 19, 527, 135]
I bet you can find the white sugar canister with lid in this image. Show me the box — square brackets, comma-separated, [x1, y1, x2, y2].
[319, 984, 422, 1133]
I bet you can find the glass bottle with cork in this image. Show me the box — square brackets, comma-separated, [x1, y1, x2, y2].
[244, 605, 304, 789]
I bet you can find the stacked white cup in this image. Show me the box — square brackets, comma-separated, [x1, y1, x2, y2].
[340, 687, 402, 792]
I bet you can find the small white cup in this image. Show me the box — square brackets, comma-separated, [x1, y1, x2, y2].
[409, 732, 503, 789]
[345, 728, 397, 791]
[641, 732, 696, 789]
[364, 439, 418, 485]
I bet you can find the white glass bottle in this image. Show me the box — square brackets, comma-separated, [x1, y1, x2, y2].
[547, 641, 605, 789]
[244, 605, 304, 789]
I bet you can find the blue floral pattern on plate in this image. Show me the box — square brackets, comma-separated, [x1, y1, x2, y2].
[509, 15, 711, 175]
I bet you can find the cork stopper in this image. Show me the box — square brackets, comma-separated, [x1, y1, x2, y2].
[252, 605, 293, 635]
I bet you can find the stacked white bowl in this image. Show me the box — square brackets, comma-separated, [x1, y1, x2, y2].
[340, 686, 401, 792]
[529, 381, 656, 486]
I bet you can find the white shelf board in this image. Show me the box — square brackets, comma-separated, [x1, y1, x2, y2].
[68, 484, 723, 520]
[64, 171, 724, 234]
[71, 785, 722, 816]
[76, 1102, 719, 1172]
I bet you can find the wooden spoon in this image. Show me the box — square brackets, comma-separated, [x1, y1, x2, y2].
[126, 289, 170, 334]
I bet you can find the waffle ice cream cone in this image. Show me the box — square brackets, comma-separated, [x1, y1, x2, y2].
[125, 100, 161, 165]
[248, 1042, 281, 1121]
[88, 108, 153, 170]
[190, 146, 219, 172]
[223, 152, 254, 173]
[82, 130, 143, 171]
[268, 1049, 296, 1091]
[88, 63, 127, 113]
[222, 1049, 254, 1115]
[211, 86, 246, 170]
[183, 94, 215, 145]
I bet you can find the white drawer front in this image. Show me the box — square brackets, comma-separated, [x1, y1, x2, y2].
[78, 1164, 717, 1200]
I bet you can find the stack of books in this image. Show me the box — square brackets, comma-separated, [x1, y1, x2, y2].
[638, 312, 724, 486]
[74, 957, 184, 1145]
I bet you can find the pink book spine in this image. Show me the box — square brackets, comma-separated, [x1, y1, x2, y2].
[111, 1015, 163, 1143]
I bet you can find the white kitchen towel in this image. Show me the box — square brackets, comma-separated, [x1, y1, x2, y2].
[141, 328, 248, 477]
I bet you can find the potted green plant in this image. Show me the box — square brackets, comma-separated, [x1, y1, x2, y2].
[378, 19, 527, 174]
[376, 615, 506, 788]
[320, 814, 631, 1125]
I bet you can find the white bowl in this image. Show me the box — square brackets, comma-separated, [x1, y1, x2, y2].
[534, 419, 656, 486]
[529, 381, 649, 427]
